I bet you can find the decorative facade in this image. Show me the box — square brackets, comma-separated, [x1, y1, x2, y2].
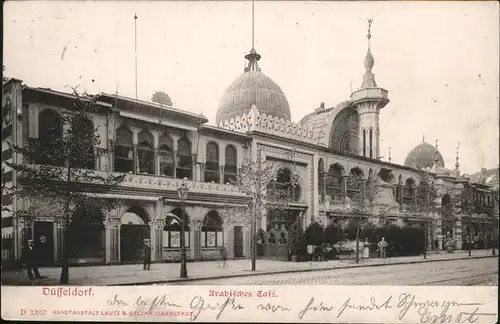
[1, 23, 498, 266]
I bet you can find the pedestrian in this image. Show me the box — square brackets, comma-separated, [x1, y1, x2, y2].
[22, 239, 42, 280]
[143, 239, 152, 271]
[377, 237, 388, 259]
[219, 245, 228, 268]
[362, 238, 370, 259]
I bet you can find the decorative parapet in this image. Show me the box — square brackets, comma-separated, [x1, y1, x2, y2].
[119, 173, 247, 196]
[218, 105, 320, 145]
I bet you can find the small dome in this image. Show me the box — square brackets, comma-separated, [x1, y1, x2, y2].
[404, 142, 445, 170]
[216, 71, 291, 126]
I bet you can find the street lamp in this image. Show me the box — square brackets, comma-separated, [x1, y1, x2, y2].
[466, 234, 471, 257]
[177, 177, 189, 278]
[424, 222, 428, 259]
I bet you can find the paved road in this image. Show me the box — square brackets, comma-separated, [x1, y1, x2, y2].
[170, 258, 498, 286]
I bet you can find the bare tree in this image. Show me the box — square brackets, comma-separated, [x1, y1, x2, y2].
[151, 91, 173, 106]
[334, 173, 384, 263]
[407, 169, 439, 255]
[218, 157, 299, 270]
[5, 89, 125, 284]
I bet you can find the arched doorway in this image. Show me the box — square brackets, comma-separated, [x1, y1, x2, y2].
[120, 206, 150, 263]
[68, 200, 105, 264]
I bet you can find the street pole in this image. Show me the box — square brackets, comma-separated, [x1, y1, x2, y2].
[180, 201, 187, 278]
[178, 178, 189, 279]
[251, 208, 256, 271]
[424, 223, 427, 259]
[467, 235, 471, 257]
[492, 223, 496, 256]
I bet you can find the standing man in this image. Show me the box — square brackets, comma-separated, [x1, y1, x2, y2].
[219, 245, 228, 268]
[143, 239, 152, 271]
[22, 239, 42, 280]
[377, 237, 388, 259]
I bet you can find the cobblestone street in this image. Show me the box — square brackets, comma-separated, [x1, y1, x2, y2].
[2, 250, 495, 286]
[170, 258, 498, 286]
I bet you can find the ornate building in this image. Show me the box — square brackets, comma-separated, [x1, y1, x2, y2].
[1, 22, 497, 266]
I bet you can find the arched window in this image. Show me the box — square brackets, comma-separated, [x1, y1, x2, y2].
[205, 142, 220, 183]
[223, 145, 237, 184]
[176, 136, 192, 180]
[121, 205, 150, 225]
[363, 129, 366, 157]
[38, 109, 63, 166]
[137, 129, 154, 174]
[70, 115, 95, 170]
[441, 194, 451, 206]
[68, 199, 105, 260]
[163, 208, 190, 248]
[369, 128, 373, 159]
[269, 167, 301, 201]
[318, 159, 325, 201]
[158, 133, 174, 177]
[202, 211, 223, 247]
[347, 167, 364, 197]
[379, 168, 395, 183]
[114, 125, 133, 173]
[396, 175, 403, 202]
[350, 167, 364, 178]
[326, 164, 343, 198]
[404, 178, 416, 205]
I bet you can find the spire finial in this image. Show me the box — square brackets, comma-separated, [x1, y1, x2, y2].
[434, 139, 440, 163]
[252, 0, 255, 50]
[388, 146, 392, 163]
[361, 18, 377, 88]
[455, 142, 460, 169]
[422, 134, 425, 143]
[244, 0, 261, 73]
[367, 18, 373, 49]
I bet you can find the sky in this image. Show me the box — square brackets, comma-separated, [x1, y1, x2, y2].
[4, 1, 499, 175]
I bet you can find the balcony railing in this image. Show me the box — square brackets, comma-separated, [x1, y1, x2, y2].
[116, 172, 246, 196]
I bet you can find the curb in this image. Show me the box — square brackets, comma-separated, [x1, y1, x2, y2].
[111, 254, 498, 286]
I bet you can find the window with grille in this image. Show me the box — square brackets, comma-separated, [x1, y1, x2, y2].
[223, 145, 237, 184]
[38, 109, 64, 166]
[114, 126, 134, 173]
[204, 142, 219, 183]
[163, 208, 190, 248]
[176, 136, 192, 180]
[202, 211, 223, 247]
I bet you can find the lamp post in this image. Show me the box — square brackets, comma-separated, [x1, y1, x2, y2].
[492, 220, 496, 256]
[466, 234, 471, 257]
[177, 177, 189, 278]
[424, 222, 428, 259]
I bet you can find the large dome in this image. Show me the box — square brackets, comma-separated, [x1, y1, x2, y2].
[216, 70, 291, 126]
[404, 142, 445, 169]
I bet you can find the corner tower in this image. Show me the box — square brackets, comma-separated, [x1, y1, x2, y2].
[351, 19, 389, 159]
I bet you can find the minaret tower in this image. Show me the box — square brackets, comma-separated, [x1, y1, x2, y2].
[351, 19, 390, 159]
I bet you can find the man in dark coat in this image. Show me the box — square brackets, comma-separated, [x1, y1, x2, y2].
[23, 239, 42, 280]
[143, 239, 152, 271]
[219, 245, 228, 268]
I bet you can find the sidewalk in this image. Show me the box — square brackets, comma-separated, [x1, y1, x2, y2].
[1, 250, 496, 286]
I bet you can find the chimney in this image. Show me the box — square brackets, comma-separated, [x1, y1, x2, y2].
[320, 102, 325, 109]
